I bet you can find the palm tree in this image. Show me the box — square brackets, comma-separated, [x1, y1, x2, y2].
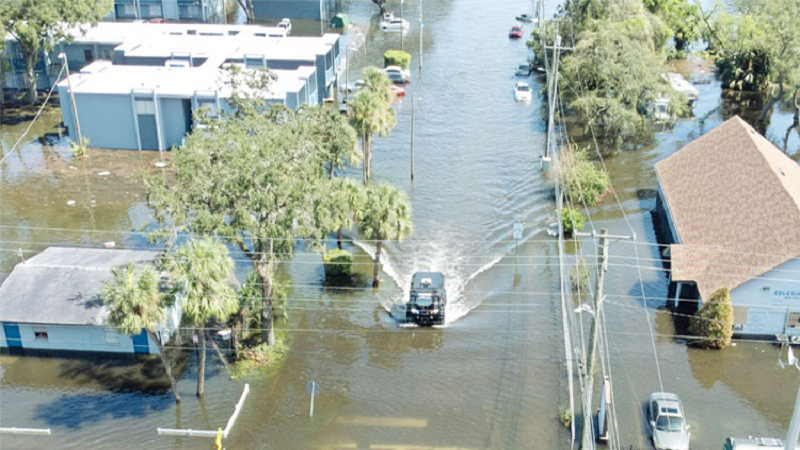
[167, 238, 238, 398]
[349, 67, 396, 185]
[361, 66, 394, 105]
[357, 184, 413, 287]
[103, 262, 181, 403]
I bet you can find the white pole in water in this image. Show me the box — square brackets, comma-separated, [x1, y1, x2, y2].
[785, 379, 800, 450]
[309, 381, 316, 418]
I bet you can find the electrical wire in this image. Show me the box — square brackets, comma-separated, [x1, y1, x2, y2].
[0, 65, 67, 166]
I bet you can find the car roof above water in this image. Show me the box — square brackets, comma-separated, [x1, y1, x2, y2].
[411, 272, 445, 289]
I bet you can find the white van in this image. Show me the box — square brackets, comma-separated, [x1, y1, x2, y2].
[723, 437, 783, 450]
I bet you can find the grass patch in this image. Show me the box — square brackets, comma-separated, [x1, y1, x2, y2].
[231, 333, 289, 380]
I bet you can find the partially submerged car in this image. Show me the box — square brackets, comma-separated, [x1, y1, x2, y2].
[384, 65, 411, 84]
[514, 81, 532, 102]
[509, 25, 523, 39]
[515, 63, 533, 76]
[406, 272, 446, 326]
[649, 392, 690, 450]
[278, 18, 292, 35]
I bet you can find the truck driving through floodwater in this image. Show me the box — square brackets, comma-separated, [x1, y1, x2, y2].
[406, 272, 447, 326]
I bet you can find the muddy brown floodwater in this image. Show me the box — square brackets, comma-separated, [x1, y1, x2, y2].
[2, 0, 799, 448]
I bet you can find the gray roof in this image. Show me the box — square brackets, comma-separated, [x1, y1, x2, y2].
[0, 247, 159, 326]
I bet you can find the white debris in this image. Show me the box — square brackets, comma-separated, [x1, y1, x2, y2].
[97, 171, 111, 177]
[104, 241, 116, 249]
[154, 161, 168, 168]
[66, 200, 76, 206]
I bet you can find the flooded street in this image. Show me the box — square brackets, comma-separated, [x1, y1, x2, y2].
[2, 0, 800, 448]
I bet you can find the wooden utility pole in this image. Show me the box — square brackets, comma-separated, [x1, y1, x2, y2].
[410, 96, 415, 180]
[581, 228, 609, 450]
[60, 54, 83, 148]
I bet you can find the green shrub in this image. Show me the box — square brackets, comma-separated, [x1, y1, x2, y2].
[558, 405, 572, 428]
[689, 287, 734, 349]
[561, 208, 585, 237]
[384, 50, 411, 70]
[563, 147, 611, 207]
[323, 248, 353, 278]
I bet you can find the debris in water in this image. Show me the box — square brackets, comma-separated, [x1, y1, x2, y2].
[97, 171, 111, 176]
[66, 200, 76, 206]
[104, 241, 116, 249]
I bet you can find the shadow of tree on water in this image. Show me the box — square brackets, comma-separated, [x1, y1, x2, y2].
[33, 391, 173, 429]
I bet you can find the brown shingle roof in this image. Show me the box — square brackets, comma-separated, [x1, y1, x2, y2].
[654, 116, 800, 300]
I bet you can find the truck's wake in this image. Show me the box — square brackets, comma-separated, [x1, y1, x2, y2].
[354, 226, 542, 326]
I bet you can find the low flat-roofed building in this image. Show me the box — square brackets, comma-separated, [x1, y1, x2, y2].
[654, 116, 800, 338]
[58, 60, 318, 150]
[0, 247, 181, 355]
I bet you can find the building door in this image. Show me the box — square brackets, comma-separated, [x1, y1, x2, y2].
[3, 323, 22, 348]
[134, 98, 159, 150]
[182, 99, 193, 133]
[132, 329, 150, 354]
[84, 49, 94, 64]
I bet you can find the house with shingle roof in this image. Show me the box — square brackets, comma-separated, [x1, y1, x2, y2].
[0, 247, 182, 354]
[655, 116, 800, 338]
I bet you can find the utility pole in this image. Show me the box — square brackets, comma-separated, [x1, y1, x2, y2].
[581, 228, 609, 450]
[786, 382, 800, 450]
[410, 96, 415, 180]
[60, 53, 83, 148]
[418, 0, 423, 72]
[400, 0, 404, 52]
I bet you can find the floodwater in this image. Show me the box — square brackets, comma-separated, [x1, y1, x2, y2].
[1, 0, 800, 449]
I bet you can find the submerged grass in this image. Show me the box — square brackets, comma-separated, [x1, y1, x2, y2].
[231, 331, 289, 380]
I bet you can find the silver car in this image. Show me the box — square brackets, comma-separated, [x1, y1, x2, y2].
[649, 392, 690, 450]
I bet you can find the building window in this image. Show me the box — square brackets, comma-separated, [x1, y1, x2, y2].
[135, 99, 156, 115]
[787, 313, 800, 328]
[196, 99, 218, 116]
[84, 49, 94, 63]
[34, 328, 48, 341]
[116, 3, 135, 17]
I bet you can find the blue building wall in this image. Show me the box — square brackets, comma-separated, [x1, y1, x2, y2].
[110, 0, 225, 22]
[0, 323, 160, 354]
[252, 0, 336, 20]
[59, 89, 141, 150]
[159, 97, 191, 149]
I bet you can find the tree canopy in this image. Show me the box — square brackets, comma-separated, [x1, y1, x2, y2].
[357, 184, 412, 287]
[557, 0, 690, 147]
[708, 0, 800, 124]
[102, 262, 181, 403]
[0, 0, 112, 103]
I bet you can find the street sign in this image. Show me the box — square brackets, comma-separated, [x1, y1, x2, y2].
[513, 223, 523, 240]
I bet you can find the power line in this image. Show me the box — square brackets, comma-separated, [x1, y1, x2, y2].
[0, 65, 67, 166]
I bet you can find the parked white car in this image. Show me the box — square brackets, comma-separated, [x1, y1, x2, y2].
[380, 18, 409, 31]
[514, 81, 532, 102]
[649, 392, 690, 450]
[278, 18, 292, 35]
[384, 65, 411, 84]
